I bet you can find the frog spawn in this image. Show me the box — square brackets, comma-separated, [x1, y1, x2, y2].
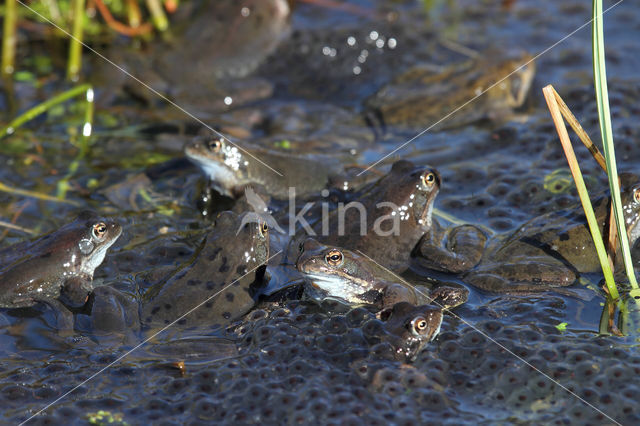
[9, 297, 640, 425]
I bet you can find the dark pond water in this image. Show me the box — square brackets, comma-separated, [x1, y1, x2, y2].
[2, 0, 640, 424]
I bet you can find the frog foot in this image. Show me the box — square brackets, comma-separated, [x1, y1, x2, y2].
[428, 285, 469, 309]
[416, 225, 487, 274]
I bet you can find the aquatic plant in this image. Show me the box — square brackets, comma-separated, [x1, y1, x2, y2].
[1, 0, 17, 79]
[67, 0, 85, 81]
[543, 85, 617, 299]
[543, 0, 640, 313]
[0, 83, 93, 201]
[0, 0, 172, 81]
[591, 0, 639, 298]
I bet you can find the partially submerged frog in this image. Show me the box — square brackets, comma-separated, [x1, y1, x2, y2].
[380, 301, 443, 362]
[464, 173, 640, 293]
[185, 136, 344, 199]
[296, 238, 468, 310]
[312, 160, 485, 274]
[365, 52, 535, 132]
[141, 211, 270, 329]
[0, 211, 122, 310]
[99, 0, 290, 113]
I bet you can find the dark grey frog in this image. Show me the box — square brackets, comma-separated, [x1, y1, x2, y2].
[141, 211, 270, 329]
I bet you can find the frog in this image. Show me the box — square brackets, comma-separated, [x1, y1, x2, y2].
[140, 211, 270, 329]
[184, 135, 345, 199]
[364, 52, 535, 132]
[95, 0, 290, 114]
[379, 301, 443, 362]
[464, 173, 640, 293]
[295, 238, 468, 311]
[0, 211, 122, 310]
[306, 159, 485, 274]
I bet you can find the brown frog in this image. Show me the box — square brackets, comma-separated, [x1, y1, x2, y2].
[464, 173, 640, 293]
[97, 0, 290, 113]
[185, 136, 344, 199]
[296, 238, 468, 310]
[309, 160, 485, 274]
[141, 211, 270, 329]
[0, 211, 122, 309]
[380, 301, 443, 362]
[365, 52, 535, 132]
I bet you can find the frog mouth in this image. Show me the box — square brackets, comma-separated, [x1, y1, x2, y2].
[429, 318, 442, 341]
[419, 191, 437, 229]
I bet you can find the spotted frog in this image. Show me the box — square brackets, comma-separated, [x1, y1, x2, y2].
[311, 160, 485, 274]
[185, 136, 345, 199]
[0, 211, 122, 310]
[141, 211, 270, 328]
[365, 52, 535, 132]
[296, 238, 468, 310]
[464, 173, 640, 293]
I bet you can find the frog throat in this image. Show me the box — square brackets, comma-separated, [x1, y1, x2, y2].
[79, 230, 120, 277]
[304, 272, 373, 304]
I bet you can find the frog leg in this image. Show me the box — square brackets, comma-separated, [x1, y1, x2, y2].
[90, 286, 141, 335]
[463, 261, 577, 293]
[59, 276, 92, 308]
[381, 283, 418, 309]
[416, 225, 487, 273]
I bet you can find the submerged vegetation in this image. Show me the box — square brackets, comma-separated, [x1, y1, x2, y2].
[1, 0, 171, 84]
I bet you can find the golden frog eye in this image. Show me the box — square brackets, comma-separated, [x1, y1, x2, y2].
[92, 222, 107, 240]
[325, 249, 343, 266]
[259, 221, 269, 237]
[634, 188, 640, 203]
[207, 138, 223, 153]
[411, 316, 429, 335]
[422, 172, 436, 188]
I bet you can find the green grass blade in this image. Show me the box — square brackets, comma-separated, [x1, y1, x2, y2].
[592, 0, 639, 292]
[1, 0, 17, 79]
[145, 0, 168, 31]
[67, 0, 86, 81]
[0, 83, 92, 137]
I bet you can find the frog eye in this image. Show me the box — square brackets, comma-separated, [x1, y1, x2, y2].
[207, 138, 223, 153]
[325, 249, 343, 267]
[92, 222, 108, 240]
[634, 188, 640, 203]
[410, 316, 429, 336]
[422, 172, 436, 188]
[259, 221, 269, 237]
